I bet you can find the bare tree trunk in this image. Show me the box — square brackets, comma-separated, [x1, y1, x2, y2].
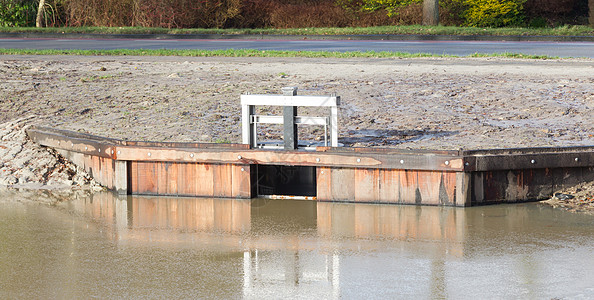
[36, 0, 46, 27]
[589, 0, 594, 27]
[423, 0, 439, 26]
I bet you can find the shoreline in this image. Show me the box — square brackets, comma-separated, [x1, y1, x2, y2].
[1, 55, 592, 212]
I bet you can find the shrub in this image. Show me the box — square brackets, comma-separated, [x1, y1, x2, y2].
[524, 0, 588, 26]
[192, 0, 242, 28]
[456, 0, 526, 27]
[270, 1, 349, 28]
[228, 0, 276, 28]
[337, 0, 422, 17]
[388, 2, 423, 25]
[0, 0, 36, 27]
[63, 0, 134, 26]
[133, 0, 201, 28]
[438, 0, 465, 25]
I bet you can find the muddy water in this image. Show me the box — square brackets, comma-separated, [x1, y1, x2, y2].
[1, 192, 593, 299]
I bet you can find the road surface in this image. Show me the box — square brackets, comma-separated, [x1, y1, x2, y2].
[1, 37, 594, 58]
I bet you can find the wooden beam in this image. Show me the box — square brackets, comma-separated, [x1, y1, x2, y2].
[468, 152, 593, 171]
[114, 146, 464, 171]
[27, 126, 248, 150]
[28, 128, 116, 159]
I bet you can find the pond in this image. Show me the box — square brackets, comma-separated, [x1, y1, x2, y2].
[1, 191, 593, 299]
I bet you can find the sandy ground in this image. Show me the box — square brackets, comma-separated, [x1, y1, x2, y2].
[0, 55, 592, 210]
[0, 116, 100, 194]
[1, 55, 593, 149]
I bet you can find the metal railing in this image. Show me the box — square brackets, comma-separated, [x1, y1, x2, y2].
[241, 87, 340, 149]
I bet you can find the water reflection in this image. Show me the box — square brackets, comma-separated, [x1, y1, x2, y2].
[2, 191, 593, 299]
[62, 193, 467, 254]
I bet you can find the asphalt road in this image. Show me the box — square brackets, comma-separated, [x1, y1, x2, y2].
[1, 37, 594, 58]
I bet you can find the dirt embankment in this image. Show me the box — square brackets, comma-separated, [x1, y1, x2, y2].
[0, 55, 592, 210]
[0, 116, 99, 191]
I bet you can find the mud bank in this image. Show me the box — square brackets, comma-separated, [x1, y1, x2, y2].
[0, 117, 99, 191]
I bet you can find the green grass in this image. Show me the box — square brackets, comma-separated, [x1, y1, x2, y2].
[1, 24, 593, 37]
[0, 48, 560, 59]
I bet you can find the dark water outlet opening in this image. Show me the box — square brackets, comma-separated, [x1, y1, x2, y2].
[257, 165, 316, 197]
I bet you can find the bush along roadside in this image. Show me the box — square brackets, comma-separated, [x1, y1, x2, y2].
[2, 0, 591, 30]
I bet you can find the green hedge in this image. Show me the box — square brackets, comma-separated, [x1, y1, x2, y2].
[458, 0, 526, 27]
[0, 0, 36, 27]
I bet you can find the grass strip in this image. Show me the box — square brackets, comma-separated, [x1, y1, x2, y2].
[0, 48, 560, 59]
[1, 25, 593, 37]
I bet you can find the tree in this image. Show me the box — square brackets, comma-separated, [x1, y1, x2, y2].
[35, 0, 45, 27]
[590, 0, 593, 26]
[423, 0, 439, 25]
[588, 0, 594, 27]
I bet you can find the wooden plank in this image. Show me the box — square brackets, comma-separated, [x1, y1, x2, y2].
[553, 167, 585, 191]
[441, 171, 456, 205]
[417, 171, 442, 205]
[473, 172, 485, 204]
[585, 167, 594, 182]
[525, 168, 553, 201]
[92, 156, 103, 185]
[114, 160, 127, 194]
[470, 152, 593, 171]
[167, 163, 179, 196]
[378, 169, 400, 203]
[156, 162, 168, 195]
[354, 168, 380, 202]
[330, 168, 355, 201]
[482, 171, 508, 204]
[177, 163, 196, 196]
[136, 162, 157, 194]
[316, 167, 332, 201]
[27, 130, 116, 159]
[455, 172, 471, 207]
[503, 170, 528, 202]
[83, 154, 93, 175]
[130, 161, 139, 193]
[28, 126, 120, 144]
[400, 170, 419, 204]
[463, 145, 594, 155]
[316, 146, 459, 156]
[196, 163, 214, 197]
[232, 165, 252, 198]
[214, 164, 234, 198]
[116, 147, 465, 171]
[122, 140, 249, 149]
[103, 157, 114, 189]
[27, 126, 248, 152]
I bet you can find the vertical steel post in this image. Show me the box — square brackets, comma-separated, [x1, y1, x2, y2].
[242, 103, 255, 147]
[330, 103, 338, 147]
[282, 87, 298, 150]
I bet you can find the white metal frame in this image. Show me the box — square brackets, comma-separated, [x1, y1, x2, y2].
[241, 90, 340, 148]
